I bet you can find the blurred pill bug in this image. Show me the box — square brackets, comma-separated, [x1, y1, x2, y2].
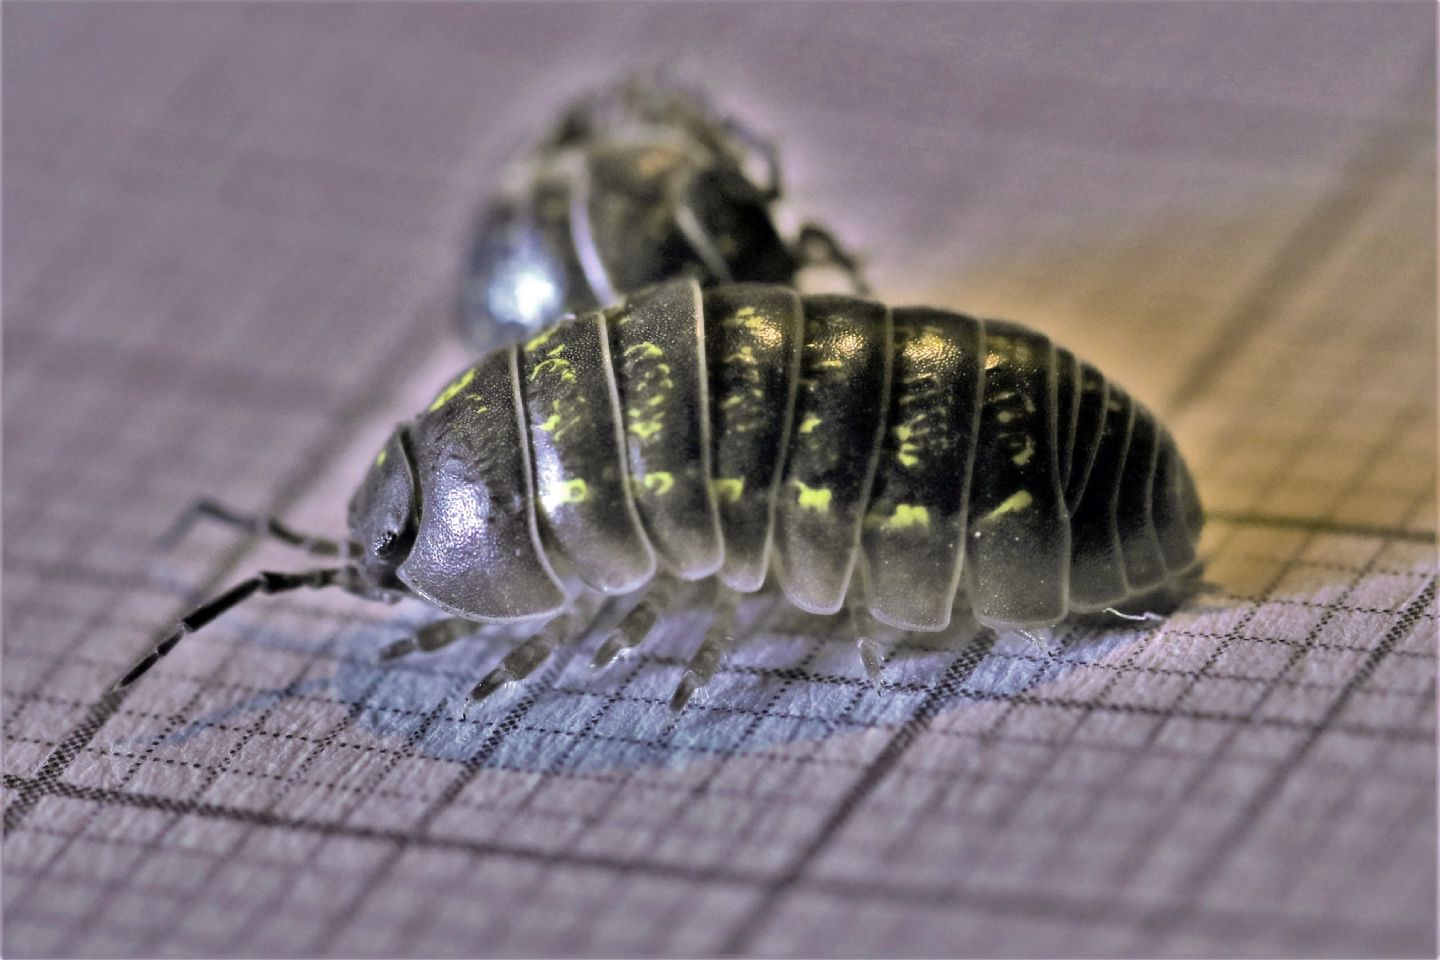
[458, 76, 868, 350]
[122, 279, 1204, 714]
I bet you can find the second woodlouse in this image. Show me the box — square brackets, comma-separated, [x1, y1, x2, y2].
[458, 77, 867, 350]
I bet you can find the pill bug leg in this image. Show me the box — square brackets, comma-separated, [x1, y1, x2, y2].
[1016, 627, 1058, 656]
[590, 575, 679, 669]
[718, 113, 783, 200]
[157, 498, 343, 557]
[465, 594, 605, 712]
[793, 224, 870, 295]
[377, 617, 483, 662]
[848, 605, 885, 687]
[1103, 607, 1165, 624]
[669, 587, 741, 714]
[466, 614, 571, 711]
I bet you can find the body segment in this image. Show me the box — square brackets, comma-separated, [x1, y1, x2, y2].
[861, 308, 984, 631]
[402, 278, 1202, 630]
[773, 296, 893, 614]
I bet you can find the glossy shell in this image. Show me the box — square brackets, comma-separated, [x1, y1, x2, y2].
[373, 279, 1205, 634]
[458, 82, 797, 350]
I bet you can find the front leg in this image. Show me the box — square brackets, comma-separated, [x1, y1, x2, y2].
[377, 617, 483, 662]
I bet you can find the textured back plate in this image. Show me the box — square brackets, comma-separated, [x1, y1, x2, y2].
[399, 349, 568, 621]
[773, 295, 893, 614]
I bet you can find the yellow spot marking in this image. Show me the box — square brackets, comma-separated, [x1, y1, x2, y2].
[542, 478, 589, 512]
[721, 394, 745, 410]
[546, 343, 566, 357]
[725, 346, 756, 364]
[374, 449, 387, 467]
[726, 307, 776, 339]
[1011, 436, 1035, 466]
[538, 413, 561, 432]
[832, 330, 864, 358]
[799, 415, 822, 434]
[629, 419, 662, 440]
[894, 424, 921, 467]
[905, 328, 949, 365]
[428, 367, 476, 412]
[529, 357, 575, 382]
[525, 328, 557, 352]
[793, 481, 832, 512]
[641, 472, 674, 495]
[710, 477, 745, 503]
[884, 503, 930, 530]
[984, 489, 1033, 521]
[996, 410, 1016, 424]
[625, 342, 664, 360]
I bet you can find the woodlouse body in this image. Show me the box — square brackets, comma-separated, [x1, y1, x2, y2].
[457, 78, 865, 351]
[365, 278, 1203, 631]
[123, 279, 1202, 710]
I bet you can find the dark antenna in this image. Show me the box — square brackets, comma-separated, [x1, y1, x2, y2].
[114, 566, 351, 691]
[157, 498, 343, 556]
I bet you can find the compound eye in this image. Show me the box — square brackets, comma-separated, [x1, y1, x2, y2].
[371, 529, 401, 558]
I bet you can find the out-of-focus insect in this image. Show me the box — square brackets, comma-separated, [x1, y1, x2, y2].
[121, 279, 1204, 713]
[457, 76, 868, 351]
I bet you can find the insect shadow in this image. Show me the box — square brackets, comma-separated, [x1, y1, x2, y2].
[116, 594, 1159, 774]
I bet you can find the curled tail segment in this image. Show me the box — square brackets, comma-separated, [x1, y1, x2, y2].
[754, 293, 1203, 631]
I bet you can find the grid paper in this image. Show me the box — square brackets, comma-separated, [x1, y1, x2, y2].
[3, 4, 1435, 957]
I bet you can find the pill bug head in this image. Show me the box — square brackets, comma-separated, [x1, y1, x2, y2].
[347, 427, 420, 592]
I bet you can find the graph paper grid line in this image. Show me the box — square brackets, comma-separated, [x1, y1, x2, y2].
[4, 4, 1435, 958]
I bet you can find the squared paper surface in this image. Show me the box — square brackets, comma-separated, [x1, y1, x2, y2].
[3, 4, 1435, 957]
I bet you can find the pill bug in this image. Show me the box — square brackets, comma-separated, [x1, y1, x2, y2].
[121, 278, 1204, 713]
[458, 76, 867, 350]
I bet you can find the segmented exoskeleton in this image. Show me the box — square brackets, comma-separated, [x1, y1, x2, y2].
[121, 279, 1203, 713]
[459, 76, 867, 350]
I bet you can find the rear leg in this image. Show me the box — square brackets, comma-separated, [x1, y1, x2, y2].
[719, 114, 783, 200]
[1103, 607, 1166, 624]
[848, 605, 886, 688]
[1016, 627, 1058, 656]
[794, 223, 870, 295]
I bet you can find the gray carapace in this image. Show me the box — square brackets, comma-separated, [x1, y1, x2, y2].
[121, 279, 1204, 714]
[457, 75, 868, 351]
